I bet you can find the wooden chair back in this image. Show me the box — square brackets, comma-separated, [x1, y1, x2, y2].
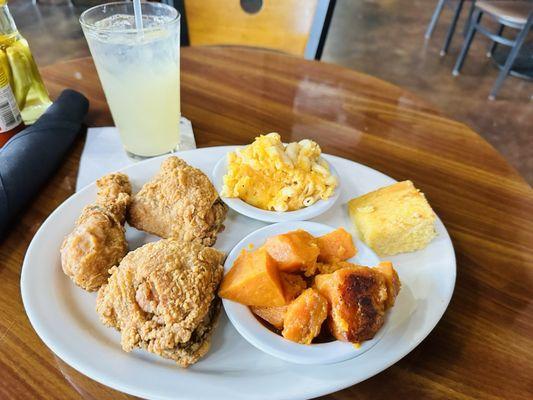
[181, 0, 334, 59]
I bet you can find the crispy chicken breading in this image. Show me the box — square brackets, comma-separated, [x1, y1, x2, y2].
[156, 298, 221, 366]
[127, 157, 227, 246]
[60, 173, 131, 291]
[96, 239, 224, 367]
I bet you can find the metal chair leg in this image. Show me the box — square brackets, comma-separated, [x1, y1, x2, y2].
[453, 9, 482, 75]
[441, 0, 465, 56]
[487, 24, 504, 58]
[489, 19, 532, 100]
[426, 0, 447, 39]
[463, 0, 476, 37]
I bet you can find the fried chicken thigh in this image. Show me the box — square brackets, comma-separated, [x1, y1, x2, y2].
[127, 157, 227, 246]
[315, 263, 400, 343]
[60, 173, 131, 291]
[96, 239, 224, 367]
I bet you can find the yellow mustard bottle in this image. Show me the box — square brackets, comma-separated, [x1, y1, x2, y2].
[0, 65, 24, 147]
[0, 0, 51, 124]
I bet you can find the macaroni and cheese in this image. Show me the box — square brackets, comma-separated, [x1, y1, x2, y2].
[221, 133, 337, 211]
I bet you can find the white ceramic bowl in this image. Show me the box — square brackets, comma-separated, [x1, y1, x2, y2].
[212, 153, 341, 222]
[221, 221, 390, 365]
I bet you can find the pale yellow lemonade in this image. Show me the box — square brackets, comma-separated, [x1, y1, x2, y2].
[87, 15, 180, 157]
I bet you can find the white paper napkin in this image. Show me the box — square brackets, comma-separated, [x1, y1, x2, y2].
[76, 117, 196, 191]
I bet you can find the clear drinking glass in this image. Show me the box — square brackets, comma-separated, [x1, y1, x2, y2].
[80, 2, 180, 159]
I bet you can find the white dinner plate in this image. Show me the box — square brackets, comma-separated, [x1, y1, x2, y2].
[212, 153, 341, 222]
[21, 146, 456, 400]
[222, 221, 385, 365]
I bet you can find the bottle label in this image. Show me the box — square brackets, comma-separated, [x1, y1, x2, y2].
[0, 83, 22, 133]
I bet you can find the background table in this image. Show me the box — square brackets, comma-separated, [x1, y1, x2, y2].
[0, 47, 532, 400]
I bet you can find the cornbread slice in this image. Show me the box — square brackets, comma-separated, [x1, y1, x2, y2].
[348, 181, 436, 256]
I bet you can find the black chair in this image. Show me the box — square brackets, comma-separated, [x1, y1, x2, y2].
[426, 0, 473, 56]
[452, 1, 533, 99]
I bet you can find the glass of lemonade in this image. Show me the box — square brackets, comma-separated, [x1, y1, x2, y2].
[80, 2, 180, 159]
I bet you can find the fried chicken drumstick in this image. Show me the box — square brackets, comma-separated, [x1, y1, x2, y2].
[60, 173, 131, 291]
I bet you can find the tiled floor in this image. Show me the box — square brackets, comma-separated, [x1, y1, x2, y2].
[321, 0, 532, 185]
[10, 0, 532, 184]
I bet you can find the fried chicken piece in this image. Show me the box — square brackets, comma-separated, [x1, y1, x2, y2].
[60, 173, 131, 291]
[314, 263, 400, 343]
[93, 173, 132, 218]
[96, 239, 224, 367]
[156, 296, 221, 367]
[127, 157, 227, 246]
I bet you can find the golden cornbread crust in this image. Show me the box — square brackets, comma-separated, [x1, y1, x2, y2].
[348, 180, 436, 256]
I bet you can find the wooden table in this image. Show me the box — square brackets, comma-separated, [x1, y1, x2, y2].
[1, 47, 532, 400]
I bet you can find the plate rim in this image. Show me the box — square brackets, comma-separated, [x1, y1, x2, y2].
[20, 145, 456, 400]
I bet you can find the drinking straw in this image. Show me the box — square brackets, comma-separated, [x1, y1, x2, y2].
[133, 0, 144, 32]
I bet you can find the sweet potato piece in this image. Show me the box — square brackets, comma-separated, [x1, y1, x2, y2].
[316, 260, 356, 274]
[315, 265, 392, 343]
[251, 305, 287, 329]
[280, 272, 307, 301]
[251, 273, 307, 329]
[264, 230, 319, 275]
[282, 288, 328, 344]
[374, 261, 401, 309]
[219, 248, 285, 307]
[317, 228, 357, 263]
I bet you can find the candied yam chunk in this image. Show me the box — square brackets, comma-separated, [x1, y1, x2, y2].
[317, 228, 357, 263]
[282, 288, 328, 344]
[280, 272, 307, 301]
[251, 305, 287, 329]
[251, 272, 307, 329]
[218, 248, 286, 307]
[315, 265, 399, 343]
[374, 261, 401, 309]
[264, 229, 319, 275]
[316, 260, 356, 274]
